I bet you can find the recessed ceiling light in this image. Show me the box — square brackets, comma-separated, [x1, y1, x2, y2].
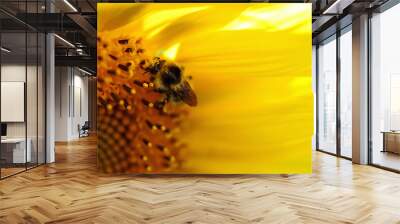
[1, 47, 11, 53]
[63, 0, 78, 12]
[78, 67, 93, 76]
[54, 34, 75, 48]
[323, 0, 354, 15]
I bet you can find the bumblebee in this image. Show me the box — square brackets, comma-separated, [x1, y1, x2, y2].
[146, 57, 198, 107]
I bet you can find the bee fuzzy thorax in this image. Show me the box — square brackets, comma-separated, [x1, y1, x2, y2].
[97, 34, 196, 173]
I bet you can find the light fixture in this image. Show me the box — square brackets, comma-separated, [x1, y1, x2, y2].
[322, 0, 354, 15]
[63, 0, 78, 12]
[54, 34, 75, 48]
[78, 67, 94, 76]
[1, 47, 11, 53]
[76, 48, 87, 56]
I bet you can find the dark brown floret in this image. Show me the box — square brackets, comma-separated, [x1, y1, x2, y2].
[118, 39, 129, 44]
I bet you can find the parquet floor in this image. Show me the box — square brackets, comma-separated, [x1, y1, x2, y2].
[1, 136, 400, 224]
[1, 167, 26, 178]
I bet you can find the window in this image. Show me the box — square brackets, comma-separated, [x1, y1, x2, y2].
[339, 27, 352, 158]
[371, 3, 400, 171]
[317, 35, 337, 154]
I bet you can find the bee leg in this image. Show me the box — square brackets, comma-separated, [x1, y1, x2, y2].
[153, 95, 170, 115]
[153, 88, 168, 94]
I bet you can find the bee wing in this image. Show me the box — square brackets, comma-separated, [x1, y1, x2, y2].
[178, 81, 197, 107]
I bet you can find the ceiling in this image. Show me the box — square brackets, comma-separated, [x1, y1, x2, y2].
[0, 0, 394, 73]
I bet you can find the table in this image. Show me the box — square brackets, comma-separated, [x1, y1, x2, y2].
[382, 131, 400, 154]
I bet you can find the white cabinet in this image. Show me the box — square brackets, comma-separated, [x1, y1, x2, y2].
[1, 138, 32, 163]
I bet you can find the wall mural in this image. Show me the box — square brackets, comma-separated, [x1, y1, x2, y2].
[97, 3, 313, 174]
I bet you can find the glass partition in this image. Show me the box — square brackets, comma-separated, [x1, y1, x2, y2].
[0, 1, 46, 179]
[317, 35, 337, 154]
[1, 30, 28, 177]
[371, 3, 400, 171]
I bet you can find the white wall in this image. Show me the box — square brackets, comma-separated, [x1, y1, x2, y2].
[55, 66, 70, 141]
[1, 65, 33, 138]
[55, 67, 89, 141]
[1, 65, 26, 140]
[72, 73, 89, 138]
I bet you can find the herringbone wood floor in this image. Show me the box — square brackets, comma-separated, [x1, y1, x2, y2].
[1, 136, 400, 224]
